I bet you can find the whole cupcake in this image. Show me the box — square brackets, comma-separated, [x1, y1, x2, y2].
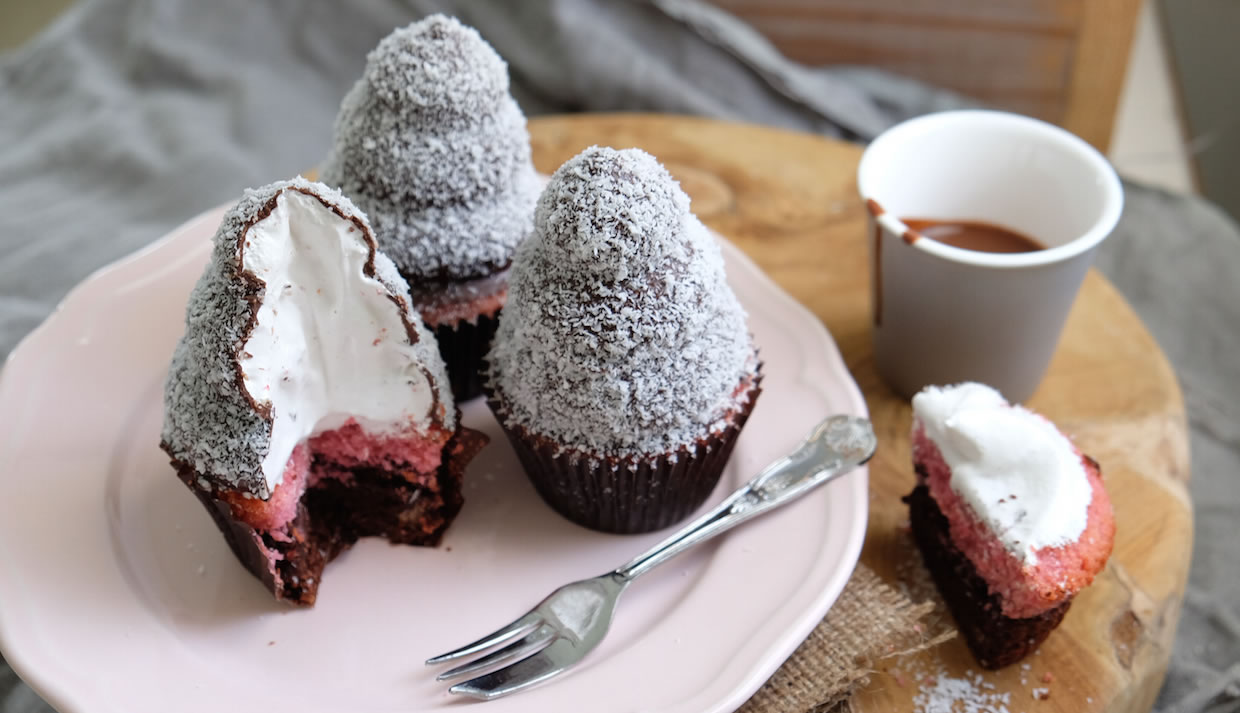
[320, 14, 540, 400]
[486, 146, 762, 533]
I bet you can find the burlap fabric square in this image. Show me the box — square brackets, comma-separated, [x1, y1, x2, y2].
[739, 564, 955, 713]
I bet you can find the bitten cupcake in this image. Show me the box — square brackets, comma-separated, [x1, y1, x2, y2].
[320, 14, 540, 400]
[904, 382, 1115, 668]
[486, 146, 762, 534]
[161, 178, 486, 606]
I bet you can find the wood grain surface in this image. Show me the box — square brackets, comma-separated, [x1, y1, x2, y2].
[526, 114, 1191, 713]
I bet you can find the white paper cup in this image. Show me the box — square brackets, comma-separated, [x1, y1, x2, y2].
[857, 110, 1123, 402]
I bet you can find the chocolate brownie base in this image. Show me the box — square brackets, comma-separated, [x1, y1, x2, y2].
[173, 428, 485, 606]
[431, 310, 500, 402]
[904, 481, 1070, 669]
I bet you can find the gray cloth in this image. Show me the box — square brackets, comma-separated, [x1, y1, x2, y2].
[0, 1, 1236, 711]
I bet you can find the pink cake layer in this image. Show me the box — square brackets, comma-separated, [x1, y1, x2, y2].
[220, 418, 449, 532]
[912, 423, 1115, 619]
[309, 419, 447, 474]
[417, 286, 505, 328]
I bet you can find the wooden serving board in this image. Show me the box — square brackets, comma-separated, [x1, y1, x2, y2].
[527, 114, 1192, 713]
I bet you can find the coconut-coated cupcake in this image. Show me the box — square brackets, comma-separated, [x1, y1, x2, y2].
[320, 14, 539, 400]
[486, 146, 761, 533]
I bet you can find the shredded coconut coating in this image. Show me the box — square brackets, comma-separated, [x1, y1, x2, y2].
[488, 147, 755, 457]
[320, 14, 539, 281]
[161, 177, 453, 499]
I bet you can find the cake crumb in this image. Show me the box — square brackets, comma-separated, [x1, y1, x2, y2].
[1041, 672, 1054, 683]
[1031, 687, 1050, 700]
[268, 640, 276, 646]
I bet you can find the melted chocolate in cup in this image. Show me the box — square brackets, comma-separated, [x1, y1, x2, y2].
[903, 219, 1045, 254]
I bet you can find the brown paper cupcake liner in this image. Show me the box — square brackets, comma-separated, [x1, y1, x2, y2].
[408, 267, 508, 403]
[904, 483, 1071, 668]
[487, 369, 763, 534]
[430, 310, 501, 402]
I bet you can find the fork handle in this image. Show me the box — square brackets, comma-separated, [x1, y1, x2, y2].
[613, 415, 876, 582]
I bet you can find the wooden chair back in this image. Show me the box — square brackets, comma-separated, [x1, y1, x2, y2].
[710, 0, 1142, 151]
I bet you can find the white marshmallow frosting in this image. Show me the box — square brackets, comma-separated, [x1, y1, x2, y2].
[912, 382, 1092, 564]
[238, 190, 438, 491]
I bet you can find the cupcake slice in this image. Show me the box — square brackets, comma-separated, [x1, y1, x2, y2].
[486, 146, 762, 534]
[904, 382, 1115, 668]
[161, 178, 486, 606]
[320, 14, 540, 401]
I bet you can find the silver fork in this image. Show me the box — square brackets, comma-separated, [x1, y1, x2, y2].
[425, 414, 877, 700]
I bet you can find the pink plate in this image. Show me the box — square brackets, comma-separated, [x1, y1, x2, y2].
[0, 204, 867, 713]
